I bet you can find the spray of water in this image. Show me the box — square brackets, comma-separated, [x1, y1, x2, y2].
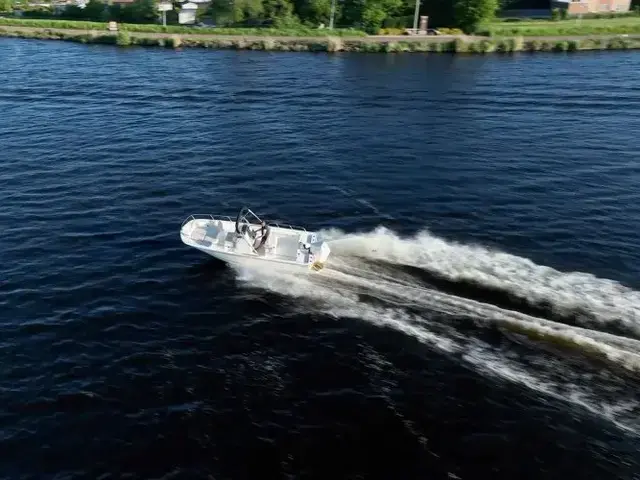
[230, 226, 640, 436]
[322, 226, 640, 337]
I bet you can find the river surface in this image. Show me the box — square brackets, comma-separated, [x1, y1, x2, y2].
[1, 39, 640, 479]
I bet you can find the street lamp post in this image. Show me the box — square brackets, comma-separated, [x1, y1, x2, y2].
[157, 2, 172, 27]
[412, 0, 420, 33]
[329, 0, 336, 29]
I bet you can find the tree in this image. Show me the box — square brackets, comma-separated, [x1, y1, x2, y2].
[83, 0, 107, 21]
[262, 0, 296, 23]
[0, 0, 13, 14]
[108, 0, 158, 23]
[380, 0, 455, 30]
[61, 4, 86, 19]
[292, 0, 332, 26]
[422, 0, 456, 28]
[208, 0, 264, 25]
[340, 0, 401, 32]
[453, 0, 498, 33]
[128, 0, 159, 23]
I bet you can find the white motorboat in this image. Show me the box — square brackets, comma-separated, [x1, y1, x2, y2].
[180, 206, 331, 272]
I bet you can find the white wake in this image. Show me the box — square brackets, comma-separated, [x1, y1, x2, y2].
[230, 226, 640, 436]
[323, 226, 640, 337]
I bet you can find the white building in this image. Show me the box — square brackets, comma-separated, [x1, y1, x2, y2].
[178, 2, 198, 24]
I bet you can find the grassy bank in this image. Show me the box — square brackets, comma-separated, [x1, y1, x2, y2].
[5, 16, 640, 39]
[2, 27, 639, 53]
[0, 17, 366, 37]
[481, 17, 640, 36]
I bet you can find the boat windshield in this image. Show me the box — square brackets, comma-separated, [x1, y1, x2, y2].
[235, 207, 264, 232]
[235, 207, 271, 250]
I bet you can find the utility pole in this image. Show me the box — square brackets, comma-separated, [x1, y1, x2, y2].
[412, 0, 420, 33]
[329, 0, 336, 29]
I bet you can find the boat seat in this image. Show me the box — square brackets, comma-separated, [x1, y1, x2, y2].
[205, 220, 222, 239]
[191, 227, 207, 242]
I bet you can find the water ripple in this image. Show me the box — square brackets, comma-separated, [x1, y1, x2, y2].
[0, 39, 639, 479]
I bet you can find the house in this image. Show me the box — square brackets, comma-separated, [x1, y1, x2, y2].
[551, 0, 632, 14]
[178, 1, 197, 24]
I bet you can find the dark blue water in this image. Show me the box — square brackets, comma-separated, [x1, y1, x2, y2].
[1, 38, 640, 479]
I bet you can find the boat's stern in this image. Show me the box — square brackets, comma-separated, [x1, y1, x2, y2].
[310, 241, 331, 272]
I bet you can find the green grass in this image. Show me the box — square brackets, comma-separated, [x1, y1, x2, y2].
[6, 15, 639, 39]
[1, 27, 639, 53]
[480, 16, 640, 36]
[0, 17, 366, 37]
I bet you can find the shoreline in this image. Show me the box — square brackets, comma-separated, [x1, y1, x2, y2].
[1, 26, 639, 53]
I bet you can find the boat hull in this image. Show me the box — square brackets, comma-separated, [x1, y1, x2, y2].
[194, 244, 320, 273]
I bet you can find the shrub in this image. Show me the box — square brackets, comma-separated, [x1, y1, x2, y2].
[579, 37, 602, 49]
[437, 28, 464, 35]
[382, 15, 413, 29]
[396, 41, 420, 52]
[468, 40, 484, 53]
[553, 40, 568, 51]
[428, 41, 442, 52]
[377, 27, 405, 35]
[453, 38, 468, 52]
[135, 36, 158, 46]
[478, 39, 496, 53]
[116, 30, 130, 46]
[381, 41, 406, 52]
[508, 36, 524, 51]
[526, 39, 540, 52]
[260, 37, 275, 50]
[607, 36, 630, 49]
[441, 41, 456, 52]
[539, 40, 553, 51]
[166, 35, 181, 48]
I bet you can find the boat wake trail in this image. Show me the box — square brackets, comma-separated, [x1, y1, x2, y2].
[323, 226, 640, 338]
[232, 227, 640, 436]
